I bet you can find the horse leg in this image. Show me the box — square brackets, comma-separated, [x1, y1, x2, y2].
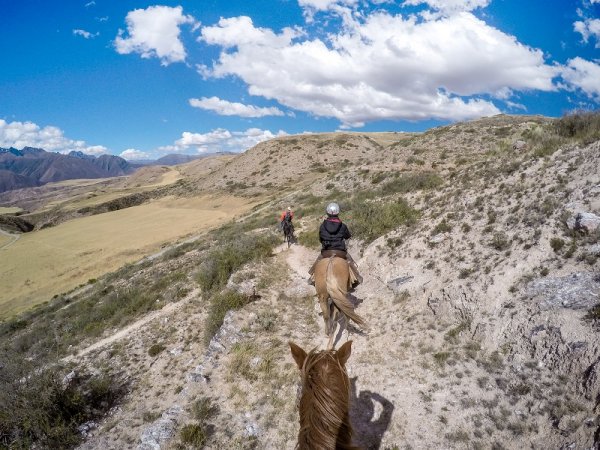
[327, 303, 339, 349]
[318, 296, 330, 337]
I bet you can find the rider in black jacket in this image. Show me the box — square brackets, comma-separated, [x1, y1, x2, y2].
[308, 202, 362, 287]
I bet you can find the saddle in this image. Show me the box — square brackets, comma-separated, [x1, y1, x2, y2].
[321, 249, 347, 260]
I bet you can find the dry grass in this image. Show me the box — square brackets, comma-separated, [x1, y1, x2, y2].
[0, 194, 259, 317]
[0, 234, 10, 247]
[0, 207, 23, 214]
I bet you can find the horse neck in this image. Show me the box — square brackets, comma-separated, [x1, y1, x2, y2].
[297, 354, 354, 450]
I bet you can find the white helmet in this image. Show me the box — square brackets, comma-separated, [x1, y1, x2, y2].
[326, 202, 340, 216]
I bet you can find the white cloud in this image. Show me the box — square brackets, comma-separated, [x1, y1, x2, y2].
[561, 57, 600, 99]
[115, 5, 197, 66]
[120, 148, 150, 160]
[298, 0, 357, 12]
[85, 1, 95, 7]
[0, 119, 108, 155]
[160, 128, 287, 153]
[189, 96, 285, 117]
[200, 12, 558, 127]
[574, 18, 600, 47]
[403, 0, 490, 14]
[73, 29, 99, 39]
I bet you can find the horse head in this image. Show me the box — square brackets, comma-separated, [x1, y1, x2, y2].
[289, 341, 359, 450]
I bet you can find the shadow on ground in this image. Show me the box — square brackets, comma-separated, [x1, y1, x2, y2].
[350, 377, 394, 449]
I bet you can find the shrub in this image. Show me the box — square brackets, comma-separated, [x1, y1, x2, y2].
[297, 230, 321, 249]
[180, 423, 208, 447]
[347, 198, 419, 243]
[432, 219, 452, 235]
[554, 110, 600, 144]
[0, 354, 126, 449]
[192, 397, 219, 422]
[550, 237, 565, 252]
[196, 232, 277, 294]
[490, 232, 511, 251]
[148, 343, 166, 357]
[378, 172, 443, 196]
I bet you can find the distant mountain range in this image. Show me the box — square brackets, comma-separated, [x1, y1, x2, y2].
[0, 147, 134, 193]
[133, 152, 236, 167]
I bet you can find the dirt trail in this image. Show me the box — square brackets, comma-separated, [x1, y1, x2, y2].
[62, 289, 198, 364]
[0, 228, 20, 250]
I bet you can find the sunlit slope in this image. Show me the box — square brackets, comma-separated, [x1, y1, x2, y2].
[0, 194, 257, 317]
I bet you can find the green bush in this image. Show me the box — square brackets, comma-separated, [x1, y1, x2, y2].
[297, 230, 321, 249]
[550, 237, 565, 252]
[0, 354, 126, 449]
[490, 232, 511, 251]
[554, 110, 600, 144]
[378, 172, 443, 196]
[196, 232, 277, 294]
[148, 343, 166, 357]
[346, 198, 419, 243]
[192, 397, 219, 422]
[180, 423, 208, 447]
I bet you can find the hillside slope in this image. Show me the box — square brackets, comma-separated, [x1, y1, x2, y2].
[1, 113, 599, 449]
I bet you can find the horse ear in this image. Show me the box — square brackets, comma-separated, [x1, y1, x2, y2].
[336, 340, 352, 366]
[289, 342, 307, 369]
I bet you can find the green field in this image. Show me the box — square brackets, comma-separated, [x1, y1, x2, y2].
[0, 194, 258, 317]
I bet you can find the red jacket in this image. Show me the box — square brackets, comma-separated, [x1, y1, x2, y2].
[280, 210, 294, 222]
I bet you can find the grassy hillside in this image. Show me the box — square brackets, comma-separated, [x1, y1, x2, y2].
[1, 112, 599, 449]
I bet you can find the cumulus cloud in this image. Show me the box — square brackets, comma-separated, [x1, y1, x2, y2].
[298, 0, 357, 12]
[561, 57, 600, 99]
[574, 18, 600, 47]
[403, 0, 490, 14]
[160, 128, 287, 153]
[115, 5, 197, 65]
[189, 96, 285, 117]
[200, 12, 558, 127]
[73, 29, 99, 39]
[120, 148, 150, 160]
[0, 119, 108, 155]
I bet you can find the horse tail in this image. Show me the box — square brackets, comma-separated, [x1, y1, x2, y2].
[326, 258, 366, 329]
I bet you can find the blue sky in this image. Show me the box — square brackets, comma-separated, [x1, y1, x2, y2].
[1, 0, 599, 160]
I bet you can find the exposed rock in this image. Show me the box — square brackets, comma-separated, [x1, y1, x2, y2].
[62, 370, 76, 387]
[137, 406, 183, 450]
[387, 275, 414, 293]
[429, 234, 447, 244]
[566, 212, 600, 233]
[78, 421, 97, 438]
[427, 287, 478, 326]
[587, 244, 600, 256]
[187, 364, 210, 383]
[526, 272, 600, 310]
[513, 140, 527, 150]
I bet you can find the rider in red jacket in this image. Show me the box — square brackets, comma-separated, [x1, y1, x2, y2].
[280, 206, 294, 224]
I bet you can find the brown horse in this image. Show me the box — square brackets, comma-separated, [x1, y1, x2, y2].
[289, 341, 360, 450]
[314, 256, 366, 348]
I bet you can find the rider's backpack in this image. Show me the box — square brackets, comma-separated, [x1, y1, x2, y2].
[284, 211, 291, 222]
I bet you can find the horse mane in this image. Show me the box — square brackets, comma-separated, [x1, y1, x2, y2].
[296, 348, 359, 450]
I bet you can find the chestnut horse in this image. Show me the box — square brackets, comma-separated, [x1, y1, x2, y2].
[289, 341, 360, 450]
[313, 256, 366, 348]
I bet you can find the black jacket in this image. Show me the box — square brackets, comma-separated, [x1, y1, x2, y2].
[319, 217, 351, 251]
